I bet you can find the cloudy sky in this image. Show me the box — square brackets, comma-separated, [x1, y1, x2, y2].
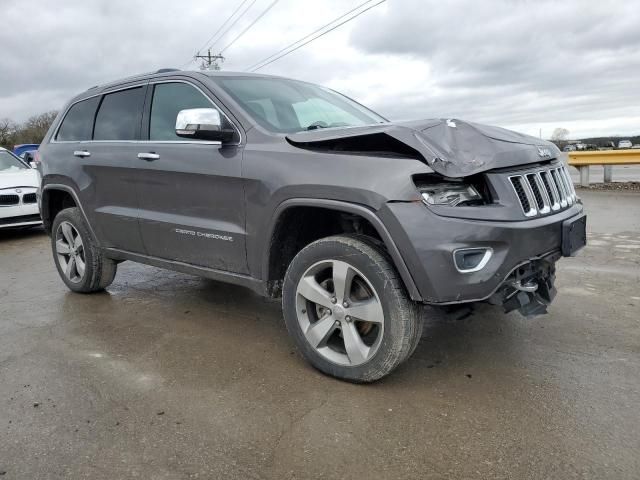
[1, 0, 639, 139]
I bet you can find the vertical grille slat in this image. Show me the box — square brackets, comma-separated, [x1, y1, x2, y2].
[556, 168, 573, 206]
[540, 171, 560, 211]
[560, 166, 576, 202]
[510, 176, 533, 216]
[526, 174, 544, 210]
[551, 169, 568, 208]
[509, 164, 577, 217]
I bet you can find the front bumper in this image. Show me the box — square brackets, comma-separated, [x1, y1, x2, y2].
[0, 203, 42, 229]
[379, 200, 585, 305]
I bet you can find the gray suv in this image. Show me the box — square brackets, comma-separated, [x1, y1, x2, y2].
[38, 69, 586, 382]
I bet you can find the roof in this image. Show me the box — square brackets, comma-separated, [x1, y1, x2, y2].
[66, 68, 296, 107]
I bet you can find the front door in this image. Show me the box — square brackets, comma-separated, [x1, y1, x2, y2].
[135, 81, 247, 273]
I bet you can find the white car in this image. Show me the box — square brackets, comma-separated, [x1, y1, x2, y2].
[618, 140, 632, 149]
[0, 147, 42, 229]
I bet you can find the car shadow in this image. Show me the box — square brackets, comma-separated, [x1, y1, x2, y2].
[0, 225, 46, 243]
[54, 262, 528, 389]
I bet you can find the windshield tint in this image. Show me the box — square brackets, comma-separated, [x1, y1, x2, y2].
[0, 150, 28, 172]
[215, 76, 386, 133]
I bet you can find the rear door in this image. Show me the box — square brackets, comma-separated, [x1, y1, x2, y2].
[135, 80, 247, 273]
[84, 84, 148, 252]
[46, 86, 146, 252]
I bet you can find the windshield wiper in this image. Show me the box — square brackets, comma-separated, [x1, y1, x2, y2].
[306, 123, 328, 131]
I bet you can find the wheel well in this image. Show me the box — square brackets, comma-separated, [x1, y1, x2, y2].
[266, 206, 383, 298]
[42, 189, 77, 234]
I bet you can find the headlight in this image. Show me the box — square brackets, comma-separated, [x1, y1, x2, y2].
[420, 183, 483, 207]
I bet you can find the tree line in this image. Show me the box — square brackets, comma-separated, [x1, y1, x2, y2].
[0, 111, 58, 149]
[549, 127, 638, 149]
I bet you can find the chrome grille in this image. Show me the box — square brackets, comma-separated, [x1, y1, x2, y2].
[509, 165, 576, 217]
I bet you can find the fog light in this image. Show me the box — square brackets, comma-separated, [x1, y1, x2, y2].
[453, 248, 493, 273]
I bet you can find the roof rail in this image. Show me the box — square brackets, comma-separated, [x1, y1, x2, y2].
[84, 68, 182, 92]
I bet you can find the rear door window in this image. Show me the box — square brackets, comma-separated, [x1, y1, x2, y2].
[94, 87, 146, 141]
[56, 96, 100, 141]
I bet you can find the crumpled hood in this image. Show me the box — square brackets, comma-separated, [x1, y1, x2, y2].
[286, 119, 560, 177]
[0, 168, 39, 190]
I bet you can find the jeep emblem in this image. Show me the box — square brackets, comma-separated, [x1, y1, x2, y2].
[537, 147, 551, 157]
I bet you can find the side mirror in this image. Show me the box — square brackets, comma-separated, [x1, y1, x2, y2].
[29, 161, 38, 169]
[175, 108, 235, 143]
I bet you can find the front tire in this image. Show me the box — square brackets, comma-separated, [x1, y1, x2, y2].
[283, 235, 423, 383]
[51, 207, 117, 293]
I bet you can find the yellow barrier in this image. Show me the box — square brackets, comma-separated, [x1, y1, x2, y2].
[567, 149, 640, 186]
[568, 149, 640, 166]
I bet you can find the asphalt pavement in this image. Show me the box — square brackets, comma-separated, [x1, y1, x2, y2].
[1, 189, 639, 479]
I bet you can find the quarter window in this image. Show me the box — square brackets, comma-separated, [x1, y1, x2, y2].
[149, 83, 218, 141]
[94, 87, 146, 141]
[56, 96, 100, 141]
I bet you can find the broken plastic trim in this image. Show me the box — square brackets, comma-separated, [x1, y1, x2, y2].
[489, 256, 557, 318]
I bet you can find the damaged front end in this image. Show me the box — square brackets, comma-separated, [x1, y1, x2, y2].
[487, 252, 560, 317]
[286, 117, 585, 320]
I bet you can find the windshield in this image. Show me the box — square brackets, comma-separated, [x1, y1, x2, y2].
[215, 76, 387, 133]
[0, 150, 28, 172]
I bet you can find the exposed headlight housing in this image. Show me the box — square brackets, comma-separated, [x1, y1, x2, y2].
[420, 183, 484, 207]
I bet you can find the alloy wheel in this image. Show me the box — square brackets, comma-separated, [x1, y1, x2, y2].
[295, 259, 385, 366]
[55, 221, 86, 283]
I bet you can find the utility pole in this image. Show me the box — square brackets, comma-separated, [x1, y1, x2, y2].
[194, 49, 225, 70]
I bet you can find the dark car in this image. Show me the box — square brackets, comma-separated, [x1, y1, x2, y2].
[38, 69, 586, 382]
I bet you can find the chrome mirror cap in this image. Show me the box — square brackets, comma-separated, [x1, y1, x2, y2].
[175, 108, 221, 136]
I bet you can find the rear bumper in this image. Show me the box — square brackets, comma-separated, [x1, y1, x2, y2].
[379, 200, 585, 304]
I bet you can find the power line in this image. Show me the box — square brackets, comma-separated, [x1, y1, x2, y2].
[220, 0, 280, 54]
[247, 0, 385, 72]
[206, 0, 259, 52]
[194, 0, 251, 58]
[188, 0, 261, 70]
[245, 0, 376, 72]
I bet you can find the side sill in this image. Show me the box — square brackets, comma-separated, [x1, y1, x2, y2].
[104, 248, 267, 296]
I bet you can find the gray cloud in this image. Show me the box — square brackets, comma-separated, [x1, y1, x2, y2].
[346, 0, 640, 134]
[1, 0, 638, 138]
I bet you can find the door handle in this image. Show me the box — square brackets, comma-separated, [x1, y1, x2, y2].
[73, 150, 91, 158]
[137, 152, 160, 161]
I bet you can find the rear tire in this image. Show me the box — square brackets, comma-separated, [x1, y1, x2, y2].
[51, 207, 117, 293]
[282, 235, 423, 383]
